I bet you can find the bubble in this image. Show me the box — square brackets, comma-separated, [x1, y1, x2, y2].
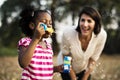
[67, 37, 70, 41]
[53, 72, 61, 78]
[62, 45, 66, 48]
[114, 74, 118, 79]
[101, 69, 104, 72]
[100, 74, 106, 79]
[69, 46, 72, 49]
[53, 31, 57, 33]
[98, 62, 101, 65]
[92, 70, 95, 74]
[96, 64, 99, 67]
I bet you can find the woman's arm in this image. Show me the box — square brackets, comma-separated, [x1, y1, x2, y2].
[82, 58, 95, 80]
[91, 28, 107, 61]
[70, 67, 77, 80]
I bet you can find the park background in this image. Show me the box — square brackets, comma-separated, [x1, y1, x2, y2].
[0, 0, 120, 80]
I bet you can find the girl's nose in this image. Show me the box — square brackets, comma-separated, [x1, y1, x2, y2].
[45, 22, 51, 28]
[46, 22, 49, 26]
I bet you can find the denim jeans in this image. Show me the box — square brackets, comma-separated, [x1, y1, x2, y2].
[60, 70, 91, 80]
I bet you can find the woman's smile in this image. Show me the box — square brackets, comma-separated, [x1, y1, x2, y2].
[80, 14, 95, 36]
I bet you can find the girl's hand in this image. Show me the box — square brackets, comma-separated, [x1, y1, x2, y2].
[33, 22, 46, 39]
[54, 64, 64, 72]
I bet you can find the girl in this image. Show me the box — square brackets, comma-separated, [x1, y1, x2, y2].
[57, 6, 107, 80]
[18, 7, 60, 80]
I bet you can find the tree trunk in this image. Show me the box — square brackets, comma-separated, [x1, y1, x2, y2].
[51, 0, 60, 55]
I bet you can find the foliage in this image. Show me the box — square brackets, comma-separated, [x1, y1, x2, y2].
[0, 47, 17, 57]
[104, 29, 120, 54]
[0, 0, 120, 55]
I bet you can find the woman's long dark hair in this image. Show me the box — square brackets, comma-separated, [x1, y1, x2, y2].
[76, 6, 102, 35]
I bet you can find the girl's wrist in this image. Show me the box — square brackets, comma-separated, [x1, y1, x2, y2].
[32, 37, 41, 44]
[32, 36, 42, 41]
[53, 66, 60, 72]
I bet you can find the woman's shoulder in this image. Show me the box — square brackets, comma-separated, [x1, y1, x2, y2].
[96, 28, 107, 40]
[99, 28, 107, 37]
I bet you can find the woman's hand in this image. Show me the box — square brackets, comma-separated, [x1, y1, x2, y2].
[82, 58, 95, 80]
[70, 66, 77, 80]
[82, 69, 91, 80]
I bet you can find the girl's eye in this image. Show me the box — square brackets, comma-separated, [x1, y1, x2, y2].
[40, 20, 46, 23]
[40, 19, 52, 25]
[49, 21, 52, 25]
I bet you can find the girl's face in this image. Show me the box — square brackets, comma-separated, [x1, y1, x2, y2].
[79, 14, 95, 37]
[36, 12, 52, 38]
[37, 12, 52, 27]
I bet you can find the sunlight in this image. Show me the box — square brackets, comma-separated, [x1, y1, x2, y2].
[0, 0, 6, 27]
[0, 22, 1, 27]
[40, 0, 46, 5]
[0, 0, 6, 7]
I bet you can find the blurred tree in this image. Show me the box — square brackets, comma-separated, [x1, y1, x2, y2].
[0, 0, 60, 54]
[55, 0, 120, 54]
[0, 0, 120, 54]
[50, 0, 60, 54]
[0, 0, 40, 48]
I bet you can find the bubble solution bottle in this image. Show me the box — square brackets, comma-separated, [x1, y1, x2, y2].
[63, 56, 72, 73]
[40, 23, 47, 30]
[40, 23, 54, 34]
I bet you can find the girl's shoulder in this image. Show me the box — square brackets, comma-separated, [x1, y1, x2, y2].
[19, 37, 31, 41]
[19, 37, 31, 43]
[18, 37, 31, 47]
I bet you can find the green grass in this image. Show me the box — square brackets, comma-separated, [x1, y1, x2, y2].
[0, 47, 18, 57]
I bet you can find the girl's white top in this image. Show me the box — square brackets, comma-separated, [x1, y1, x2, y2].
[57, 27, 107, 73]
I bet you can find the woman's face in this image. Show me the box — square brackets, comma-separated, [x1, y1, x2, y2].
[79, 13, 95, 37]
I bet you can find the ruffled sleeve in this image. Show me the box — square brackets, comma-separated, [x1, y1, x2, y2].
[18, 37, 31, 48]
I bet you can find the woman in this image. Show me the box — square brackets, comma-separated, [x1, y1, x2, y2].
[57, 6, 107, 80]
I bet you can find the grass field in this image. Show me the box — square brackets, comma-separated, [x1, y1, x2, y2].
[0, 54, 120, 80]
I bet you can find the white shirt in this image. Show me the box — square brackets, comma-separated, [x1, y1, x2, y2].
[57, 27, 107, 73]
